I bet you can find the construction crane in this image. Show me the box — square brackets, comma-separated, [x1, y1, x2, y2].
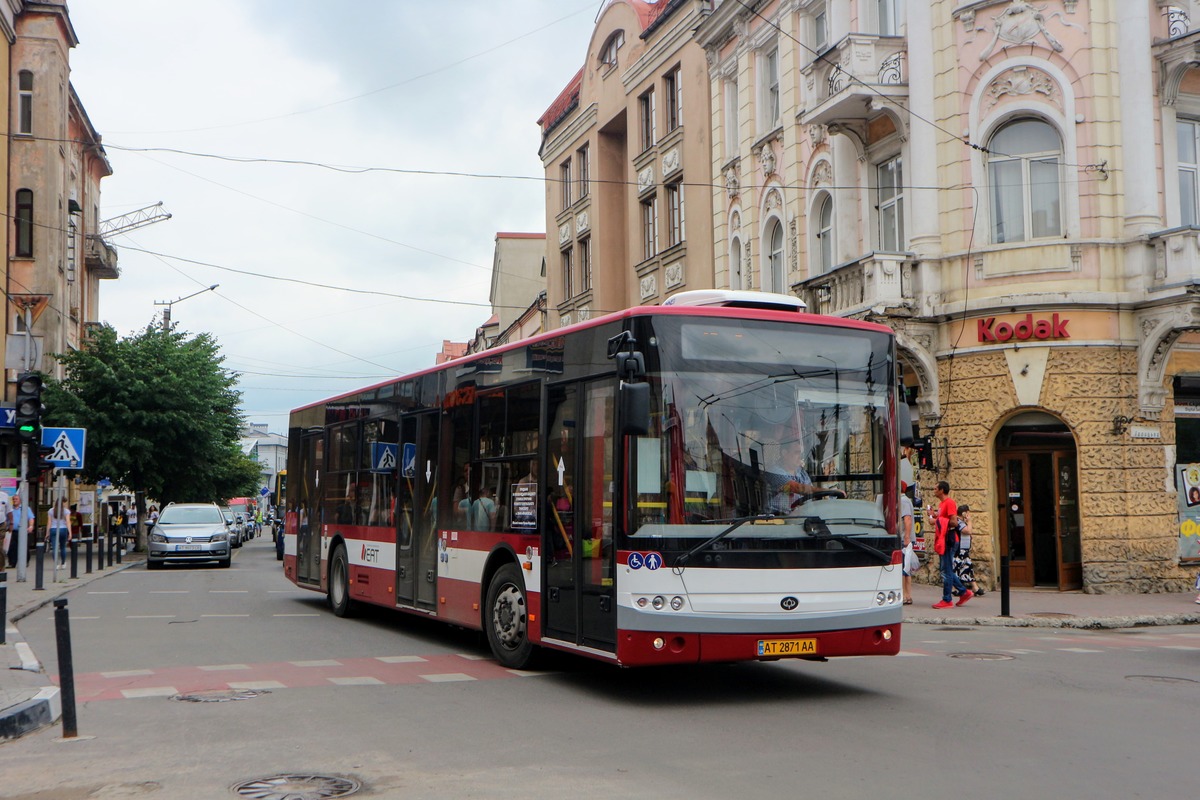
[97, 201, 172, 237]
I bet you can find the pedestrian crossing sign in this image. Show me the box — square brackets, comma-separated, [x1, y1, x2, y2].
[41, 426, 86, 470]
[370, 442, 398, 474]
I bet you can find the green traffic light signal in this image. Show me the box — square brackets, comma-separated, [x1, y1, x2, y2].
[13, 372, 43, 441]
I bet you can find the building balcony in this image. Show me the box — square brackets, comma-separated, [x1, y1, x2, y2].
[1147, 226, 1200, 298]
[799, 34, 907, 127]
[796, 252, 912, 317]
[85, 235, 120, 279]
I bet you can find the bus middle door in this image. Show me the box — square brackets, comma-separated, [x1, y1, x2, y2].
[396, 412, 438, 609]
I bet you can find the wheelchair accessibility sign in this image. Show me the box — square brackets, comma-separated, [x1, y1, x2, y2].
[627, 551, 662, 570]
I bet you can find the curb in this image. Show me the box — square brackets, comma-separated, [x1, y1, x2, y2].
[0, 687, 58, 740]
[906, 612, 1200, 629]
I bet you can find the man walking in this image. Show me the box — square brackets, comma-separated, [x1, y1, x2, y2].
[930, 480, 972, 609]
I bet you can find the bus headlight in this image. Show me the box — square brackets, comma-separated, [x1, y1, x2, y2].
[876, 592, 887, 605]
[636, 597, 648, 608]
[652, 596, 666, 610]
[670, 596, 684, 611]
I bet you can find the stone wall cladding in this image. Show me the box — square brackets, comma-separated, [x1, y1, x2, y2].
[915, 346, 1192, 594]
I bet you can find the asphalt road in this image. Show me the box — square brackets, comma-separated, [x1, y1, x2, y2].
[0, 534, 1197, 799]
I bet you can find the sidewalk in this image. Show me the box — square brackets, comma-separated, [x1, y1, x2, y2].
[3, 557, 1199, 742]
[2, 546, 144, 740]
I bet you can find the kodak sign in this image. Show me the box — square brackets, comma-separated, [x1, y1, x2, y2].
[977, 313, 1069, 343]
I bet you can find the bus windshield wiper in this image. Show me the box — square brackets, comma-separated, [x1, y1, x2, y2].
[802, 516, 894, 564]
[672, 515, 770, 568]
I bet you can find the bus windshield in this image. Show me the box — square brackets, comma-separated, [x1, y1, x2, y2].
[624, 317, 897, 567]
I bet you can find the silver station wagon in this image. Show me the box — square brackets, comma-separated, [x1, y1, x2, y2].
[147, 502, 232, 569]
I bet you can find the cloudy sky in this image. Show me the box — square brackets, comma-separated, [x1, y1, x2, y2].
[66, 1, 603, 431]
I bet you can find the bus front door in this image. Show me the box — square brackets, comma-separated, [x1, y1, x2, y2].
[396, 412, 438, 611]
[544, 381, 616, 653]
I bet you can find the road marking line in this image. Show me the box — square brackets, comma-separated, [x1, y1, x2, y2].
[73, 615, 101, 620]
[127, 615, 176, 619]
[102, 669, 155, 678]
[88, 591, 129, 594]
[456, 654, 488, 661]
[376, 655, 427, 663]
[328, 676, 384, 686]
[199, 664, 250, 671]
[149, 590, 189, 594]
[291, 660, 342, 668]
[420, 673, 476, 683]
[507, 669, 556, 677]
[227, 681, 286, 690]
[1160, 645, 1200, 651]
[121, 687, 177, 698]
[209, 590, 249, 594]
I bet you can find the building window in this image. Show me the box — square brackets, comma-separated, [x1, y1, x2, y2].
[765, 219, 785, 293]
[579, 237, 592, 293]
[641, 195, 659, 260]
[600, 31, 624, 69]
[877, 156, 905, 252]
[1179, 120, 1200, 226]
[577, 144, 590, 201]
[815, 194, 834, 272]
[666, 182, 685, 247]
[639, 88, 656, 151]
[877, 0, 902, 36]
[760, 47, 780, 130]
[987, 118, 1063, 243]
[724, 77, 739, 158]
[562, 246, 574, 299]
[665, 67, 682, 132]
[560, 158, 572, 210]
[15, 189, 33, 257]
[17, 71, 32, 135]
[730, 237, 743, 290]
[814, 6, 829, 51]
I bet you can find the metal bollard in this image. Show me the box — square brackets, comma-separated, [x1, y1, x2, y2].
[34, 542, 45, 591]
[85, 536, 93, 574]
[999, 555, 1011, 618]
[106, 534, 114, 567]
[1, 570, 7, 645]
[53, 598, 78, 739]
[115, 534, 123, 564]
[70, 539, 78, 579]
[95, 535, 104, 571]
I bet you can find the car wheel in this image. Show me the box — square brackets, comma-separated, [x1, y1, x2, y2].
[328, 543, 356, 617]
[218, 556, 231, 568]
[484, 563, 536, 669]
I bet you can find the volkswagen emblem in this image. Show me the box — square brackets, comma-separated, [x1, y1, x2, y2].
[185, 537, 192, 544]
[780, 596, 799, 610]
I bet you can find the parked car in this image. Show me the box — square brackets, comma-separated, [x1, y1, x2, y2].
[147, 502, 232, 569]
[222, 506, 243, 547]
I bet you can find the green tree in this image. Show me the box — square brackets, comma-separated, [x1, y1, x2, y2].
[43, 323, 260, 534]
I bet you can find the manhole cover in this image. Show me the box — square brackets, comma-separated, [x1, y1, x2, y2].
[231, 774, 360, 799]
[1027, 612, 1075, 619]
[948, 652, 1015, 661]
[172, 688, 271, 703]
[1126, 675, 1198, 685]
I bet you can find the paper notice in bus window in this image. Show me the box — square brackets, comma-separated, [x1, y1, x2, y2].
[511, 483, 537, 530]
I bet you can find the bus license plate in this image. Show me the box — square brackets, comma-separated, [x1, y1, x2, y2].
[757, 638, 817, 657]
[176, 544, 202, 551]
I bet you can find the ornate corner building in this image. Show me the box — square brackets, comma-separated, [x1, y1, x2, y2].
[542, 0, 1200, 593]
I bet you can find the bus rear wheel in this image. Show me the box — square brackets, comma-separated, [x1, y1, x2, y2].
[485, 563, 535, 669]
[329, 543, 356, 618]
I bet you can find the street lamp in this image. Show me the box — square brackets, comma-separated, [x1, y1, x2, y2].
[155, 284, 218, 329]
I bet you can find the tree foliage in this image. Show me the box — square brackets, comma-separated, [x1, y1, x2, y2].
[43, 323, 260, 504]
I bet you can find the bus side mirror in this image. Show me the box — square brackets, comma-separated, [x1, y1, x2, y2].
[898, 402, 915, 447]
[620, 381, 650, 436]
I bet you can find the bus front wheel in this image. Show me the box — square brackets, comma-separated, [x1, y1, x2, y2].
[329, 543, 356, 618]
[485, 563, 535, 669]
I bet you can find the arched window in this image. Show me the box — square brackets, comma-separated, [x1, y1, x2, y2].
[816, 194, 834, 272]
[987, 118, 1063, 243]
[15, 189, 33, 257]
[765, 219, 785, 293]
[599, 31, 624, 69]
[730, 237, 743, 290]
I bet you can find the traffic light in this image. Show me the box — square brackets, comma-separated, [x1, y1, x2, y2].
[29, 444, 54, 480]
[14, 372, 43, 441]
[913, 437, 934, 472]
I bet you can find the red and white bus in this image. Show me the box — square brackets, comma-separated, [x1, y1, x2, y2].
[282, 291, 910, 668]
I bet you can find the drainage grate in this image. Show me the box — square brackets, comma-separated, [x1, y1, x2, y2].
[172, 688, 271, 703]
[1126, 674, 1197, 686]
[948, 652, 1015, 661]
[231, 774, 360, 800]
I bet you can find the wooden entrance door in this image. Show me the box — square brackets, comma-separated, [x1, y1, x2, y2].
[997, 447, 1082, 590]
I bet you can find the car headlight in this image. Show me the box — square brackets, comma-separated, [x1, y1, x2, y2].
[150, 532, 167, 543]
[212, 531, 228, 542]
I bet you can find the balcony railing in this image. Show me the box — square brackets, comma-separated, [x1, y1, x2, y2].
[800, 34, 907, 126]
[85, 235, 120, 279]
[797, 252, 912, 317]
[1148, 226, 1200, 296]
